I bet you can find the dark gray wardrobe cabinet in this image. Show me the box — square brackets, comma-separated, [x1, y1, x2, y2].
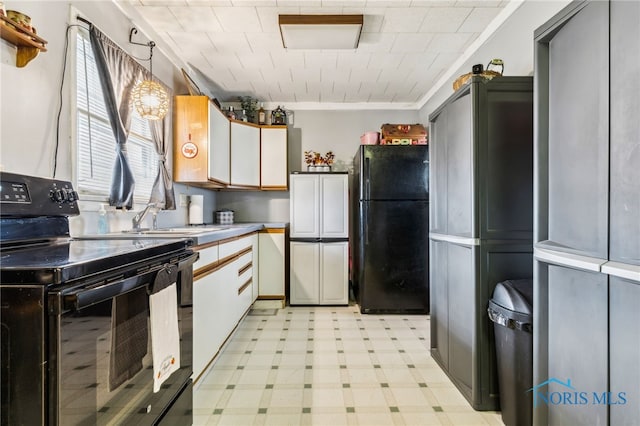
[533, 1, 640, 425]
[428, 76, 534, 411]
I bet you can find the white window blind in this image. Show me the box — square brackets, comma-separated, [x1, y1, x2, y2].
[75, 30, 157, 202]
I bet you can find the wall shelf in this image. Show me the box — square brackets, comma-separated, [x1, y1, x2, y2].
[0, 16, 48, 67]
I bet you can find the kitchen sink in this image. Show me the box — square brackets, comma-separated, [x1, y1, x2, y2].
[81, 227, 227, 238]
[138, 227, 224, 234]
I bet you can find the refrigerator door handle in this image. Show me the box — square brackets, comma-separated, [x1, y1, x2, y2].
[364, 156, 370, 200]
[363, 202, 369, 245]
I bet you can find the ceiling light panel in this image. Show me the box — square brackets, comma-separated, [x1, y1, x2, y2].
[279, 15, 363, 49]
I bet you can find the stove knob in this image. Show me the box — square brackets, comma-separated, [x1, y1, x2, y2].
[67, 190, 79, 202]
[61, 188, 71, 203]
[50, 189, 66, 203]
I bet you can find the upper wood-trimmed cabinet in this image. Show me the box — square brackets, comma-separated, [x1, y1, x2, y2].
[261, 126, 288, 190]
[174, 96, 230, 187]
[174, 96, 288, 190]
[230, 121, 260, 188]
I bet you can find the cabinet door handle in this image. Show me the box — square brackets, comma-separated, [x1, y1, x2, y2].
[601, 261, 640, 282]
[239, 261, 252, 276]
[238, 278, 252, 295]
[534, 247, 605, 272]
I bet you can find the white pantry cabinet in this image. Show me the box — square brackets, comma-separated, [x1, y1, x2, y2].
[290, 174, 348, 239]
[290, 241, 348, 305]
[289, 173, 349, 306]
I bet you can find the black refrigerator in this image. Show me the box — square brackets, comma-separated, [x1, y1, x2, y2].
[351, 145, 429, 314]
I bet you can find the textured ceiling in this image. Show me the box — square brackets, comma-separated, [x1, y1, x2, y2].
[120, 0, 509, 107]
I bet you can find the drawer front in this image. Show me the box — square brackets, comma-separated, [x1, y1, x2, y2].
[237, 252, 253, 285]
[193, 244, 219, 272]
[219, 235, 253, 260]
[236, 252, 254, 317]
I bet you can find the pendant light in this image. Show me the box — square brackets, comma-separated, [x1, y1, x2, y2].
[129, 28, 169, 121]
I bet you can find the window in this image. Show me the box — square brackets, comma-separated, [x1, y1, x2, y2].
[75, 29, 157, 202]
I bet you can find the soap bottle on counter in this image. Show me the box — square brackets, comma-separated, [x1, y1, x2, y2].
[98, 204, 109, 234]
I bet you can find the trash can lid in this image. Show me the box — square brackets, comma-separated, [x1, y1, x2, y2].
[491, 279, 533, 316]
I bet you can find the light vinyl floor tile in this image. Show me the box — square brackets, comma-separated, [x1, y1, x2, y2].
[194, 305, 503, 426]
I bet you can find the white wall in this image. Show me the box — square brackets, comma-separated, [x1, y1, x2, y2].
[0, 0, 217, 234]
[292, 109, 420, 171]
[216, 191, 290, 223]
[216, 108, 419, 222]
[418, 0, 571, 121]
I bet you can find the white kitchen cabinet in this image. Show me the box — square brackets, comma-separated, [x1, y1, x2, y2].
[192, 233, 256, 381]
[209, 102, 231, 185]
[174, 96, 230, 186]
[290, 241, 349, 305]
[258, 230, 286, 302]
[319, 174, 349, 238]
[174, 98, 287, 191]
[193, 247, 230, 380]
[289, 174, 320, 238]
[230, 121, 260, 187]
[251, 234, 259, 302]
[260, 126, 288, 190]
[290, 174, 348, 238]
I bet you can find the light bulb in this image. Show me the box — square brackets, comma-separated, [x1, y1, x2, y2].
[131, 80, 169, 120]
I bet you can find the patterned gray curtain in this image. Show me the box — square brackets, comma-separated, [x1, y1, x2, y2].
[89, 26, 140, 210]
[148, 99, 176, 210]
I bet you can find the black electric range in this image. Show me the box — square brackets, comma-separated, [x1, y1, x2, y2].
[0, 172, 196, 426]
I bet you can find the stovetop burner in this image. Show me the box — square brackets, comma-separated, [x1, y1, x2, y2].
[0, 237, 191, 286]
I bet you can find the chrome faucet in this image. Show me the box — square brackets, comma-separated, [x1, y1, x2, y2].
[131, 203, 157, 231]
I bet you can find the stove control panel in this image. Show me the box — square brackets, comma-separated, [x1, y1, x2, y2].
[0, 172, 79, 217]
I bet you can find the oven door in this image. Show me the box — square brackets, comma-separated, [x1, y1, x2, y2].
[50, 252, 196, 426]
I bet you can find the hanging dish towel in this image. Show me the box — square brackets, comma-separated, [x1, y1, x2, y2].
[149, 266, 181, 393]
[108, 286, 149, 391]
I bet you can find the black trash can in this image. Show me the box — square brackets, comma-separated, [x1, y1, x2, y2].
[488, 279, 533, 426]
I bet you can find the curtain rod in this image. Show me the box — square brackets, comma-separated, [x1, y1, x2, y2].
[76, 16, 92, 27]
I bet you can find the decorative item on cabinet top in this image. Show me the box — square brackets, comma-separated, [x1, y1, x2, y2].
[380, 124, 428, 145]
[360, 131, 380, 145]
[239, 96, 258, 123]
[453, 59, 504, 91]
[304, 150, 334, 172]
[271, 105, 286, 125]
[0, 14, 47, 67]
